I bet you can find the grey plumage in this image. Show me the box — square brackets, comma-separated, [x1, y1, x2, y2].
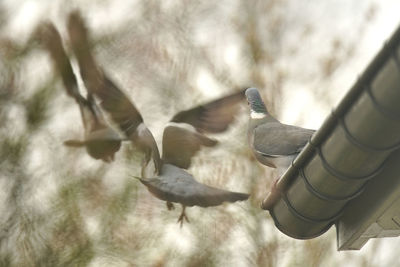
[139, 164, 249, 208]
[246, 88, 315, 173]
[141, 123, 249, 226]
[37, 22, 122, 162]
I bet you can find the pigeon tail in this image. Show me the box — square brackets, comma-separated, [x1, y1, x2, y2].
[63, 139, 85, 147]
[225, 191, 250, 202]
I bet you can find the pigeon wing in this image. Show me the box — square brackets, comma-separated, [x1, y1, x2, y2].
[170, 89, 246, 133]
[162, 124, 218, 169]
[38, 22, 106, 131]
[38, 22, 80, 101]
[38, 21, 122, 161]
[93, 76, 145, 137]
[253, 122, 315, 156]
[67, 11, 161, 170]
[67, 11, 102, 92]
[67, 11, 144, 137]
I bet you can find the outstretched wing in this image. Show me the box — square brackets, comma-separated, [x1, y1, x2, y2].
[162, 124, 218, 169]
[94, 76, 145, 137]
[67, 11, 161, 172]
[170, 89, 246, 133]
[38, 22, 82, 102]
[38, 22, 122, 162]
[38, 21, 104, 131]
[67, 11, 144, 137]
[66, 11, 102, 93]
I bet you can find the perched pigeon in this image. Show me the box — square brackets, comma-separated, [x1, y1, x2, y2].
[38, 22, 123, 162]
[66, 11, 249, 225]
[245, 88, 315, 175]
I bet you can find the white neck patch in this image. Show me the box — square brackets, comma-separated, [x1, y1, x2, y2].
[251, 111, 266, 119]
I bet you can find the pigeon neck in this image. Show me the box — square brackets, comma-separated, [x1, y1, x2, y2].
[136, 123, 162, 175]
[250, 110, 267, 119]
[249, 100, 268, 118]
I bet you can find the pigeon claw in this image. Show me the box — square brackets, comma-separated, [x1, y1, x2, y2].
[177, 206, 189, 227]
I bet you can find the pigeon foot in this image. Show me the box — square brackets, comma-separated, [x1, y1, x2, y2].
[177, 206, 190, 227]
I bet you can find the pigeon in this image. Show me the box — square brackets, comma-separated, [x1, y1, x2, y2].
[66, 11, 161, 173]
[245, 87, 315, 175]
[37, 22, 123, 162]
[66, 10, 249, 225]
[135, 123, 249, 226]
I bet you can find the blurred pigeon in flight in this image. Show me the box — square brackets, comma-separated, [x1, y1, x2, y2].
[245, 87, 315, 175]
[66, 10, 248, 225]
[67, 11, 161, 173]
[128, 100, 249, 226]
[38, 22, 123, 162]
[136, 122, 249, 226]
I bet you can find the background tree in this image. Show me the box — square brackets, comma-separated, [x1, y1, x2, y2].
[0, 0, 399, 266]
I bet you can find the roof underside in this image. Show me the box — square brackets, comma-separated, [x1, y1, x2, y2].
[261, 23, 400, 246]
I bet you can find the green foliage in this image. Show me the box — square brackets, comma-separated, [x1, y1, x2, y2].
[0, 137, 27, 166]
[23, 80, 57, 132]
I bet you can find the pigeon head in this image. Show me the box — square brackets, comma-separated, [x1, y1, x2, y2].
[245, 88, 268, 118]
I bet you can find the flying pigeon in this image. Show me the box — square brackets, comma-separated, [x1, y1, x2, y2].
[66, 11, 161, 173]
[37, 22, 123, 162]
[245, 87, 315, 175]
[135, 123, 249, 226]
[66, 10, 249, 225]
